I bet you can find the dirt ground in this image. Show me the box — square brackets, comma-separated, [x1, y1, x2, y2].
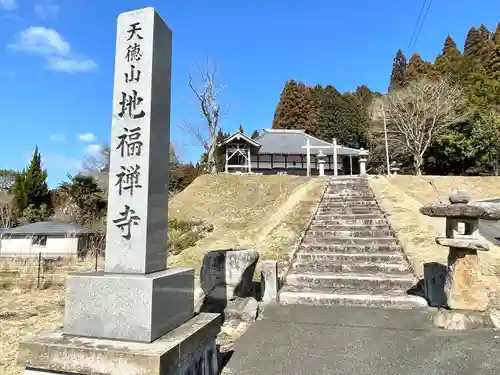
[1, 174, 326, 374]
[369, 175, 500, 309]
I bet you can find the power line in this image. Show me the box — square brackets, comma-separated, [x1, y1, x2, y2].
[408, 0, 428, 49]
[411, 0, 433, 50]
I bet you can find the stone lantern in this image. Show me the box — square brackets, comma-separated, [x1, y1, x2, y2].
[358, 148, 369, 176]
[420, 189, 500, 329]
[317, 150, 326, 177]
[389, 161, 401, 175]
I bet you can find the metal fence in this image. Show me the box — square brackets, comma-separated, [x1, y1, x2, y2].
[0, 251, 104, 290]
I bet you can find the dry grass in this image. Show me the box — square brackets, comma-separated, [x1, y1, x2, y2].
[0, 191, 11, 205]
[369, 175, 500, 308]
[0, 255, 103, 290]
[168, 174, 325, 273]
[0, 289, 64, 375]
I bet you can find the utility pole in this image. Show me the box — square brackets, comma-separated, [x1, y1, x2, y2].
[382, 103, 390, 176]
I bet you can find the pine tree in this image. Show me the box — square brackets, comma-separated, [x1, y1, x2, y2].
[464, 27, 484, 58]
[12, 171, 28, 213]
[493, 22, 500, 43]
[214, 129, 226, 172]
[487, 22, 500, 81]
[435, 35, 464, 81]
[478, 24, 491, 41]
[354, 85, 374, 110]
[309, 84, 339, 142]
[238, 124, 244, 134]
[388, 50, 407, 91]
[13, 147, 52, 215]
[272, 80, 316, 130]
[250, 129, 259, 139]
[405, 53, 433, 83]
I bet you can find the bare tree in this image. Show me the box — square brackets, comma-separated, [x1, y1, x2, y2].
[384, 77, 469, 175]
[184, 59, 229, 174]
[82, 145, 110, 196]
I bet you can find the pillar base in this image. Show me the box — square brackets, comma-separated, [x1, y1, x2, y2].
[18, 313, 221, 375]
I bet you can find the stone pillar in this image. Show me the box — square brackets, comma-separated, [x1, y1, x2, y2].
[420, 189, 500, 330]
[358, 148, 369, 176]
[317, 150, 326, 177]
[332, 138, 338, 176]
[17, 7, 221, 375]
[261, 260, 279, 304]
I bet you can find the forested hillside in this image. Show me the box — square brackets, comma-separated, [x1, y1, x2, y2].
[272, 22, 500, 176]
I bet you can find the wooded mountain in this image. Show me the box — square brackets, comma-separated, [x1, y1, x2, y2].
[271, 21, 500, 175]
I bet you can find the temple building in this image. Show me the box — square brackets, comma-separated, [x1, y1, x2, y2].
[219, 129, 365, 175]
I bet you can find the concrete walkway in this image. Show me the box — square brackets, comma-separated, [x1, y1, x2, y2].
[223, 304, 500, 375]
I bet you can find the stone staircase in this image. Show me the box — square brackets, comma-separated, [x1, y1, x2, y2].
[279, 176, 427, 309]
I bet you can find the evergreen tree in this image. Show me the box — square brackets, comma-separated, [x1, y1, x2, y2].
[214, 129, 227, 172]
[309, 84, 340, 142]
[12, 171, 28, 213]
[388, 49, 407, 91]
[272, 80, 316, 130]
[464, 27, 484, 58]
[493, 22, 500, 43]
[251, 129, 260, 139]
[354, 85, 374, 110]
[12, 147, 52, 215]
[435, 35, 464, 81]
[405, 53, 433, 83]
[238, 124, 244, 134]
[487, 23, 500, 81]
[478, 24, 491, 41]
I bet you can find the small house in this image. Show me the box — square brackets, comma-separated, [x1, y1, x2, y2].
[219, 129, 364, 175]
[0, 221, 95, 257]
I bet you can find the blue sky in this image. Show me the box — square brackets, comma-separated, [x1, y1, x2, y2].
[0, 0, 499, 187]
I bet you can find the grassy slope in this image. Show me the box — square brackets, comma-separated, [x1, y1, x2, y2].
[168, 174, 326, 271]
[369, 175, 500, 309]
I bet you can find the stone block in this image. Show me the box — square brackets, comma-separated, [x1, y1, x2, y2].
[445, 249, 488, 311]
[200, 249, 259, 302]
[64, 268, 194, 343]
[433, 308, 493, 330]
[18, 313, 221, 375]
[423, 262, 447, 308]
[224, 297, 260, 322]
[420, 202, 500, 220]
[261, 260, 279, 304]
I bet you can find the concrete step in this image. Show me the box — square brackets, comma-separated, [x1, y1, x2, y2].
[311, 218, 388, 225]
[279, 286, 427, 309]
[302, 236, 398, 246]
[295, 251, 404, 263]
[298, 243, 401, 254]
[307, 229, 393, 238]
[309, 223, 390, 230]
[319, 202, 379, 208]
[286, 272, 416, 291]
[322, 195, 376, 201]
[314, 214, 385, 221]
[317, 209, 381, 215]
[292, 260, 410, 273]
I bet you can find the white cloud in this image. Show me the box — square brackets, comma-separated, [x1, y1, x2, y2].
[8, 26, 97, 73]
[0, 0, 16, 10]
[49, 133, 65, 141]
[78, 133, 96, 142]
[34, 1, 60, 19]
[83, 144, 101, 155]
